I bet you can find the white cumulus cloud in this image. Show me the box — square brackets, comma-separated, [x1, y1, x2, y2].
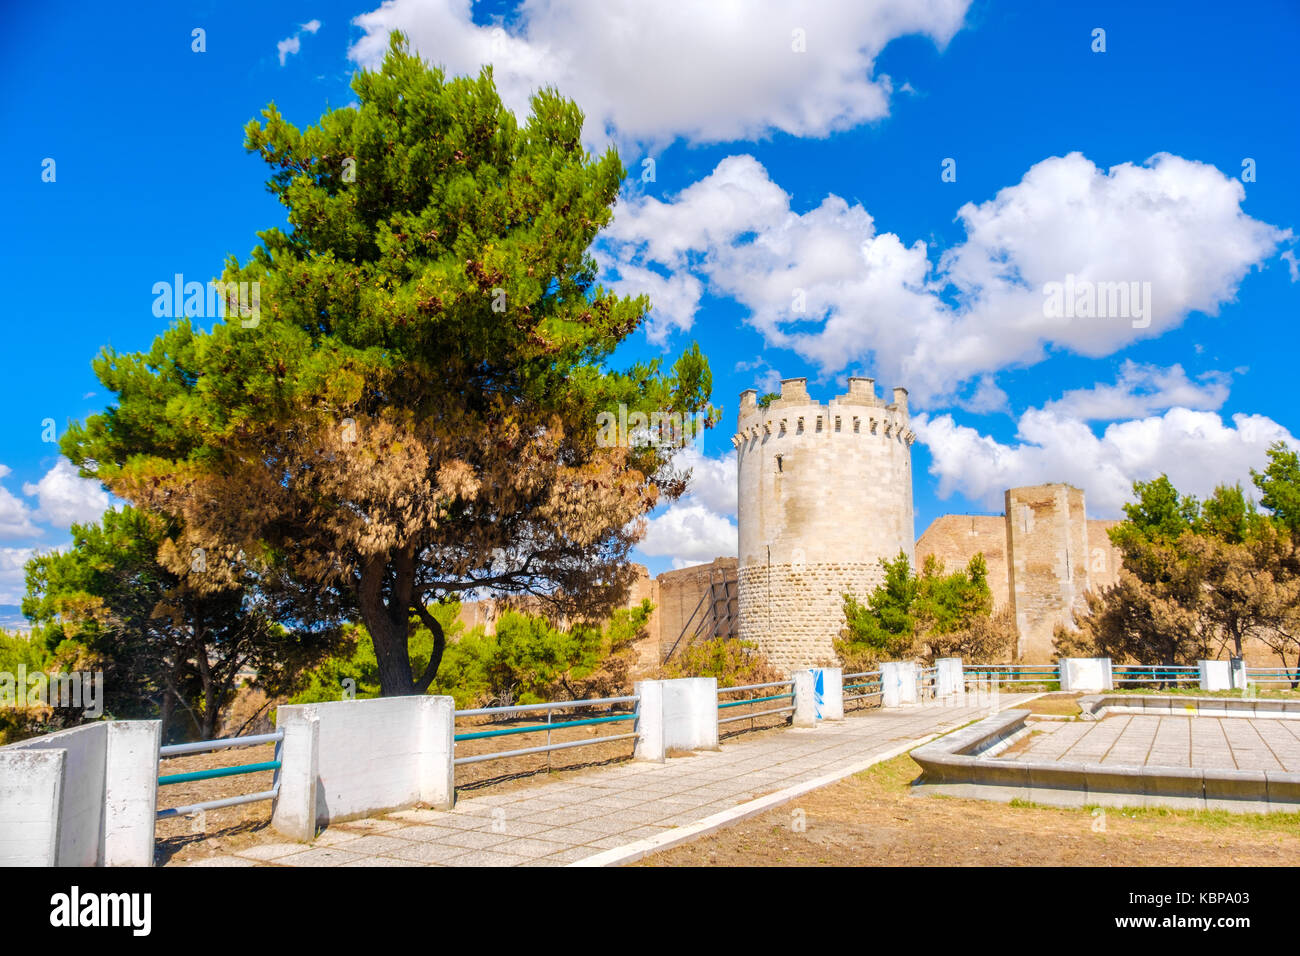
[914, 395, 1295, 517]
[1042, 361, 1231, 422]
[349, 0, 971, 147]
[637, 501, 737, 568]
[0, 546, 36, 606]
[0, 465, 40, 540]
[604, 151, 1289, 401]
[278, 19, 322, 66]
[23, 460, 111, 529]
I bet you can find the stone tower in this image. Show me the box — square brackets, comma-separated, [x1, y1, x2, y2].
[733, 377, 916, 668]
[1004, 484, 1092, 661]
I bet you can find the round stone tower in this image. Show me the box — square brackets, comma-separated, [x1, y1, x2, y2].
[733, 377, 916, 668]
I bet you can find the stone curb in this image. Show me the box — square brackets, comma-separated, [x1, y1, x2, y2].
[1079, 694, 1300, 720]
[910, 706, 1300, 814]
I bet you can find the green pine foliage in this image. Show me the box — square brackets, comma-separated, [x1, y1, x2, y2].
[836, 551, 1013, 667]
[290, 600, 654, 708]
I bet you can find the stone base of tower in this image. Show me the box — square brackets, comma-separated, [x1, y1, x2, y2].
[736, 561, 888, 670]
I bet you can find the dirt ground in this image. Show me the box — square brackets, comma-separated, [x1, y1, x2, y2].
[157, 699, 794, 866]
[636, 751, 1300, 867]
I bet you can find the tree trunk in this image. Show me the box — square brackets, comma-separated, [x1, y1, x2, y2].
[358, 554, 417, 696]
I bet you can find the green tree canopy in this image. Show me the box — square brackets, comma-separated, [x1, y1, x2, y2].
[60, 35, 714, 697]
[1253, 441, 1300, 532]
[837, 552, 1015, 667]
[22, 506, 339, 740]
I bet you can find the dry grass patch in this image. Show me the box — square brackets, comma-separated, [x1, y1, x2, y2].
[636, 753, 1300, 867]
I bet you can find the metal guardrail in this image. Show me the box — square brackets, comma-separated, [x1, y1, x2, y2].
[452, 695, 640, 768]
[156, 730, 285, 819]
[717, 680, 795, 726]
[842, 670, 883, 704]
[1245, 668, 1300, 685]
[963, 665, 1058, 684]
[1112, 665, 1199, 684]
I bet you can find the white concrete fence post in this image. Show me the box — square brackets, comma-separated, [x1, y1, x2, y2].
[633, 679, 665, 762]
[1058, 657, 1114, 692]
[272, 711, 319, 842]
[418, 696, 455, 811]
[880, 661, 918, 708]
[811, 667, 843, 721]
[791, 670, 817, 726]
[1229, 657, 1248, 690]
[1198, 660, 1231, 692]
[103, 720, 161, 867]
[634, 677, 718, 762]
[936, 658, 964, 698]
[2, 719, 162, 866]
[0, 748, 65, 865]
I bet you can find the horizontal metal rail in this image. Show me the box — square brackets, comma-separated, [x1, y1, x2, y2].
[718, 680, 794, 694]
[156, 786, 281, 819]
[454, 712, 635, 742]
[843, 670, 882, 680]
[964, 671, 1056, 682]
[455, 695, 638, 718]
[453, 732, 638, 766]
[1246, 669, 1299, 682]
[158, 761, 281, 786]
[843, 681, 882, 691]
[844, 692, 883, 703]
[1113, 667, 1199, 683]
[159, 731, 284, 758]
[718, 705, 795, 725]
[718, 692, 793, 709]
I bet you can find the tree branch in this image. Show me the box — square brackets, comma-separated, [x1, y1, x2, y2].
[411, 602, 447, 695]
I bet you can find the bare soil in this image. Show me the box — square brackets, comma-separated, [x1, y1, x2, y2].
[636, 753, 1300, 867]
[1018, 693, 1083, 717]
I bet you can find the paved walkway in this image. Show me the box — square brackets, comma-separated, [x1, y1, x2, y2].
[1008, 714, 1300, 772]
[191, 694, 1037, 867]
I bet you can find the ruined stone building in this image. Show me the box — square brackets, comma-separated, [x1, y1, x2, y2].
[914, 485, 1122, 662]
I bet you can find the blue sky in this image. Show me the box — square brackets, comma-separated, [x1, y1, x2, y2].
[2, 0, 1298, 606]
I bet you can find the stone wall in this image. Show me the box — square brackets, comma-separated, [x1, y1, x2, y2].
[915, 514, 1011, 608]
[655, 558, 737, 661]
[1005, 484, 1092, 661]
[1085, 519, 1123, 594]
[915, 487, 1128, 663]
[736, 561, 886, 669]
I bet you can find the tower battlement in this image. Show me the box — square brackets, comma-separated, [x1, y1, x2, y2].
[734, 378, 914, 449]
